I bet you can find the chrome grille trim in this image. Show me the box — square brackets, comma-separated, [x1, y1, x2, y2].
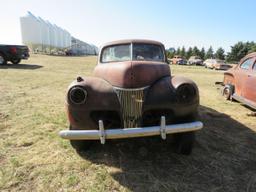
[113, 86, 149, 128]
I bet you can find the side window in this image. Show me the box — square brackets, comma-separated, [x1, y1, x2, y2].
[240, 58, 254, 70]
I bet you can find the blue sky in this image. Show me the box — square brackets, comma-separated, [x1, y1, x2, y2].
[0, 0, 255, 52]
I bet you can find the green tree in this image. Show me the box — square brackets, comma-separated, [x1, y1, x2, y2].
[215, 47, 225, 60]
[199, 47, 205, 60]
[166, 47, 176, 59]
[186, 47, 193, 59]
[192, 46, 200, 56]
[205, 46, 214, 59]
[176, 47, 181, 56]
[226, 42, 249, 62]
[247, 41, 256, 53]
[250, 44, 256, 52]
[180, 46, 186, 57]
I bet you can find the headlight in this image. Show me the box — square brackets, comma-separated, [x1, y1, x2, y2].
[176, 84, 196, 103]
[69, 86, 87, 104]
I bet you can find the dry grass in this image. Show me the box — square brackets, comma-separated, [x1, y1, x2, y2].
[0, 55, 256, 192]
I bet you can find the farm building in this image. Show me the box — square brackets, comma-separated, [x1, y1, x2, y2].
[66, 37, 98, 56]
[20, 12, 71, 53]
[20, 11, 97, 55]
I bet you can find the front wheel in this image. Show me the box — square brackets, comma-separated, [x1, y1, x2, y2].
[173, 131, 195, 155]
[11, 58, 21, 64]
[223, 84, 234, 100]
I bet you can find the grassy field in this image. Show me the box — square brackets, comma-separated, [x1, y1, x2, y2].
[0, 55, 256, 192]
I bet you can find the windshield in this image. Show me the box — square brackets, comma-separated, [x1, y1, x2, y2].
[101, 44, 131, 63]
[101, 43, 164, 63]
[133, 43, 164, 62]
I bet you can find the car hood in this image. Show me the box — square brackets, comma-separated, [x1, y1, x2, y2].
[93, 61, 170, 88]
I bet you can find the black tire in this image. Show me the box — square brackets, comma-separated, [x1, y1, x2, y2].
[0, 53, 7, 65]
[11, 58, 21, 64]
[173, 131, 195, 155]
[223, 84, 234, 100]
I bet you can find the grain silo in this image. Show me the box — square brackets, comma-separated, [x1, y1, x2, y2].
[60, 28, 65, 48]
[46, 21, 55, 51]
[20, 11, 42, 52]
[63, 30, 70, 48]
[52, 24, 59, 49]
[54, 25, 61, 48]
[38, 17, 50, 52]
[66, 30, 71, 48]
[20, 11, 94, 55]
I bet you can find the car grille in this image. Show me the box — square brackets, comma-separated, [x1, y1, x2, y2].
[113, 87, 148, 128]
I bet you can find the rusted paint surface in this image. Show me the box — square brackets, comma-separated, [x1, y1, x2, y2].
[223, 52, 256, 108]
[93, 61, 170, 88]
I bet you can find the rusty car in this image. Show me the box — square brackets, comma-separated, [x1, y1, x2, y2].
[188, 56, 203, 65]
[59, 39, 203, 155]
[204, 59, 231, 70]
[169, 55, 187, 65]
[222, 52, 256, 110]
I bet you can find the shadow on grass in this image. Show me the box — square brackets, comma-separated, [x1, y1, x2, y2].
[77, 105, 256, 192]
[0, 63, 43, 70]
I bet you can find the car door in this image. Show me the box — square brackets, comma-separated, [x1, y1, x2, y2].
[242, 58, 256, 104]
[234, 57, 255, 96]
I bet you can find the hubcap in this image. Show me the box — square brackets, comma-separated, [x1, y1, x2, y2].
[224, 88, 230, 98]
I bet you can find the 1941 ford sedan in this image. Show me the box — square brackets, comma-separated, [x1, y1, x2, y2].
[59, 39, 203, 155]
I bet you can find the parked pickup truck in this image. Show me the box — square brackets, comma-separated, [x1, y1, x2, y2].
[0, 45, 29, 65]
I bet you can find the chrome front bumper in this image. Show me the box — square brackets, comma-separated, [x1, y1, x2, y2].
[59, 116, 203, 144]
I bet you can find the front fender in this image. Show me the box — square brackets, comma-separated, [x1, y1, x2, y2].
[143, 76, 199, 115]
[66, 76, 121, 130]
[171, 75, 198, 90]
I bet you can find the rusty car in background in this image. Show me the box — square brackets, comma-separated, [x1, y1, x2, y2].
[204, 59, 231, 70]
[59, 39, 203, 155]
[169, 55, 187, 65]
[188, 56, 203, 65]
[222, 52, 256, 110]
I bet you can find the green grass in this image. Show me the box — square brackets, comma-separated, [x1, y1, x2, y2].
[0, 55, 256, 191]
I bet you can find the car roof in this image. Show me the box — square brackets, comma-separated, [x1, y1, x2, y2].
[241, 52, 256, 63]
[101, 39, 164, 48]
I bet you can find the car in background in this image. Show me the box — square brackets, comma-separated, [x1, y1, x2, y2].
[0, 44, 29, 65]
[59, 39, 203, 155]
[169, 55, 187, 65]
[188, 56, 203, 65]
[222, 52, 256, 110]
[204, 59, 231, 70]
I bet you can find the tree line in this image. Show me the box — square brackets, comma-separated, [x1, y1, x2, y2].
[166, 41, 256, 63]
